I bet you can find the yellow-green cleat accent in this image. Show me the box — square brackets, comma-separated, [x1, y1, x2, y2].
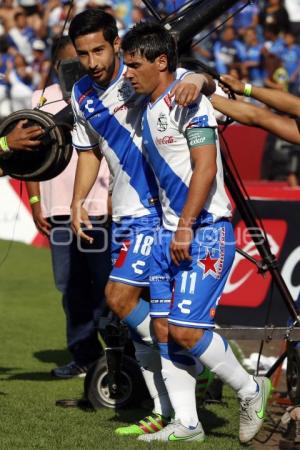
[115, 413, 170, 436]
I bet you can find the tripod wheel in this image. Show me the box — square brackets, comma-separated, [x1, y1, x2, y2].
[84, 355, 148, 409]
[286, 342, 300, 404]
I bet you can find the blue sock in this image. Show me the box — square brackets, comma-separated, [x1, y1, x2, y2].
[122, 299, 152, 345]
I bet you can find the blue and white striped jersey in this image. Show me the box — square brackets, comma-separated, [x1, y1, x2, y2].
[142, 82, 232, 231]
[71, 59, 188, 221]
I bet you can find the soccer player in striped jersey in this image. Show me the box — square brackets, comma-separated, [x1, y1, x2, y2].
[122, 22, 271, 444]
[69, 9, 215, 436]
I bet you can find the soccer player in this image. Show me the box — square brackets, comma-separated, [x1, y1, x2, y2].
[69, 9, 215, 435]
[26, 36, 111, 378]
[122, 22, 271, 443]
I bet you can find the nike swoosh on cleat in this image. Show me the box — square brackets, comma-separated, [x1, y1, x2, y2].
[256, 382, 266, 420]
[168, 432, 203, 441]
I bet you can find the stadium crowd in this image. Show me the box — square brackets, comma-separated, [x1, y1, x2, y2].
[0, 0, 299, 117]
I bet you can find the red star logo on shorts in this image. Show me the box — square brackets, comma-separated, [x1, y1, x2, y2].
[198, 250, 220, 279]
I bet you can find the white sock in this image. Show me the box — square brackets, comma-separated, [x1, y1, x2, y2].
[133, 340, 173, 417]
[123, 299, 173, 416]
[159, 343, 200, 428]
[190, 330, 257, 400]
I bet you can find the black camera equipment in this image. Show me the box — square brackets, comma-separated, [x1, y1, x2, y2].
[0, 57, 83, 181]
[0, 104, 73, 180]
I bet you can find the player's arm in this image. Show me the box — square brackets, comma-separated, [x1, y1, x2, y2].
[70, 88, 102, 242]
[219, 74, 300, 118]
[171, 73, 215, 107]
[171, 127, 217, 266]
[71, 149, 102, 243]
[211, 94, 300, 144]
[26, 181, 51, 236]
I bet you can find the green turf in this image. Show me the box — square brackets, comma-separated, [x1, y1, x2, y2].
[0, 240, 245, 449]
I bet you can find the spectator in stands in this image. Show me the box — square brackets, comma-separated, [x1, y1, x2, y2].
[263, 24, 285, 54]
[150, 0, 187, 14]
[0, 1, 19, 31]
[285, 0, 300, 42]
[243, 26, 264, 86]
[31, 38, 50, 89]
[213, 26, 246, 74]
[263, 52, 289, 91]
[0, 0, 298, 118]
[259, 0, 290, 34]
[42, 0, 75, 39]
[8, 10, 36, 62]
[0, 35, 13, 116]
[280, 31, 300, 95]
[18, 0, 43, 36]
[229, 0, 259, 38]
[131, 5, 145, 25]
[7, 53, 34, 110]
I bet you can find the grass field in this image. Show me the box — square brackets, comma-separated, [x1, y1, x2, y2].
[0, 240, 246, 449]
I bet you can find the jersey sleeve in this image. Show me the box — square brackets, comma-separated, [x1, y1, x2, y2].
[175, 67, 194, 80]
[175, 94, 218, 134]
[71, 87, 100, 152]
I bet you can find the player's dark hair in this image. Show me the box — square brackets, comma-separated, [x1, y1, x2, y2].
[121, 22, 177, 72]
[69, 8, 118, 46]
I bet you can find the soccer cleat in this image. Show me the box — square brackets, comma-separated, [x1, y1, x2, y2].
[239, 376, 272, 443]
[137, 420, 205, 442]
[115, 413, 170, 436]
[196, 366, 214, 403]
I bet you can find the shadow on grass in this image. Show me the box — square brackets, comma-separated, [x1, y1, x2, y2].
[5, 371, 54, 381]
[54, 398, 95, 412]
[108, 404, 231, 436]
[33, 349, 70, 366]
[0, 367, 20, 375]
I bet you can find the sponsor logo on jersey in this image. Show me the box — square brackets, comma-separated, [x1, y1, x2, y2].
[157, 113, 168, 132]
[149, 274, 171, 282]
[85, 99, 95, 113]
[155, 135, 176, 145]
[190, 136, 206, 146]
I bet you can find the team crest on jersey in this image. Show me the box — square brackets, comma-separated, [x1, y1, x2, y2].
[157, 113, 168, 132]
[197, 227, 225, 279]
[117, 84, 132, 101]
